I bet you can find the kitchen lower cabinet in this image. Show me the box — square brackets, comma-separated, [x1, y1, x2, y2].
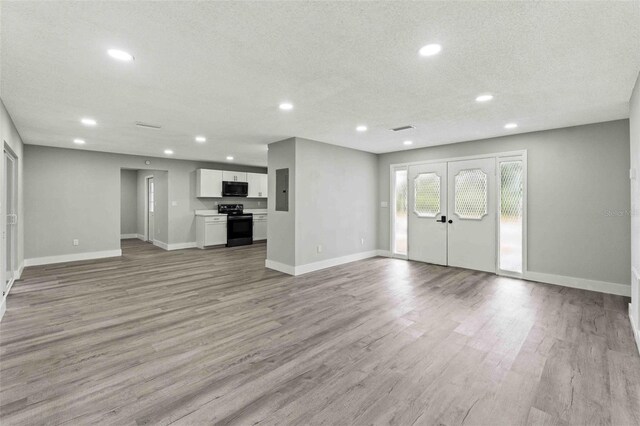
[196, 215, 227, 248]
[253, 214, 267, 241]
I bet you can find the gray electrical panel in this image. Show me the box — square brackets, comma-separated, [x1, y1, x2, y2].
[275, 168, 289, 211]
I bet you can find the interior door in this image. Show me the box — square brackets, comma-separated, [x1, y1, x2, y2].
[147, 177, 155, 242]
[447, 157, 496, 272]
[408, 162, 448, 265]
[4, 150, 17, 289]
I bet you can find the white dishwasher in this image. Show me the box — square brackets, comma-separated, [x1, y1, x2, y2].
[253, 214, 267, 241]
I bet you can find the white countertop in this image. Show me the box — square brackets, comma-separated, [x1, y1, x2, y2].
[195, 209, 267, 217]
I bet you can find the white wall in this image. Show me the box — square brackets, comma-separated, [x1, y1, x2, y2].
[266, 137, 378, 274]
[120, 169, 137, 236]
[378, 119, 631, 290]
[0, 99, 25, 320]
[24, 145, 266, 261]
[629, 71, 640, 350]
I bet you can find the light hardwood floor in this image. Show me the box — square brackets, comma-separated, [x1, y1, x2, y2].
[1, 239, 639, 425]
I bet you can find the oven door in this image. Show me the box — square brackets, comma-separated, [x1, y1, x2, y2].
[227, 215, 253, 246]
[222, 181, 248, 197]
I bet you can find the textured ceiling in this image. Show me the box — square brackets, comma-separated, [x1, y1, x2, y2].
[2, 1, 639, 166]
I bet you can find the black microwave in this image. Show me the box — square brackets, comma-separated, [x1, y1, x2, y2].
[222, 181, 248, 197]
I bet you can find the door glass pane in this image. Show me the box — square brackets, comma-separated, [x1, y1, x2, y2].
[414, 173, 440, 217]
[394, 169, 407, 255]
[500, 161, 523, 273]
[454, 169, 487, 220]
[149, 181, 154, 213]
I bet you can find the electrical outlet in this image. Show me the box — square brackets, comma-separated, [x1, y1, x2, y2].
[317, 245, 322, 254]
[73, 239, 79, 246]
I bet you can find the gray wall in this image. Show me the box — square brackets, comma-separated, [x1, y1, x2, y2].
[266, 137, 378, 268]
[630, 72, 640, 335]
[378, 119, 631, 286]
[295, 138, 378, 265]
[24, 145, 266, 259]
[120, 169, 137, 235]
[267, 138, 296, 266]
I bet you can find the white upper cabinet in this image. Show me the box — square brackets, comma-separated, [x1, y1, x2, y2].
[197, 169, 266, 198]
[196, 169, 223, 197]
[222, 171, 247, 182]
[247, 172, 268, 198]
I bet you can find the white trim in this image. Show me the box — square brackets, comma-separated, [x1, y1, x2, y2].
[376, 250, 392, 257]
[24, 249, 122, 266]
[136, 234, 146, 241]
[120, 233, 138, 239]
[265, 259, 296, 275]
[630, 304, 640, 356]
[524, 271, 630, 297]
[15, 262, 23, 280]
[0, 298, 5, 322]
[153, 240, 169, 250]
[390, 150, 527, 168]
[166, 242, 197, 251]
[267, 251, 380, 276]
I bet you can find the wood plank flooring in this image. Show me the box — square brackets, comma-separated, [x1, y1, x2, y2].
[1, 239, 639, 425]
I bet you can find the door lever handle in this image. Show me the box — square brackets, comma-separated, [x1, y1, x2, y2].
[436, 215, 447, 223]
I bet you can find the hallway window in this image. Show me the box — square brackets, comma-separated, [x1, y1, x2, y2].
[393, 168, 408, 255]
[500, 160, 524, 273]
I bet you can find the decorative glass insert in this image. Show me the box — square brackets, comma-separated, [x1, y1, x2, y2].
[414, 173, 441, 217]
[500, 161, 523, 273]
[394, 169, 408, 255]
[454, 169, 487, 219]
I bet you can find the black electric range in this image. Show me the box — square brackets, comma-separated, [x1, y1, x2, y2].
[218, 204, 253, 247]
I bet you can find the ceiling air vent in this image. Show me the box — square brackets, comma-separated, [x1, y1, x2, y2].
[390, 125, 415, 132]
[135, 121, 162, 129]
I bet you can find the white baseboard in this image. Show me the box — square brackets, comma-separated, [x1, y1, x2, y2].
[265, 259, 296, 275]
[24, 249, 122, 267]
[153, 240, 169, 250]
[376, 250, 392, 257]
[630, 304, 640, 356]
[15, 262, 24, 280]
[524, 271, 631, 297]
[137, 234, 146, 241]
[167, 242, 197, 251]
[0, 298, 5, 323]
[266, 250, 380, 276]
[120, 234, 138, 239]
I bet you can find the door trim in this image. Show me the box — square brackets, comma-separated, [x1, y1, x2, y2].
[389, 149, 527, 278]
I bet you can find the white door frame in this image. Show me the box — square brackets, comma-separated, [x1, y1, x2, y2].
[390, 165, 408, 259]
[2, 144, 19, 298]
[144, 176, 154, 242]
[389, 149, 527, 278]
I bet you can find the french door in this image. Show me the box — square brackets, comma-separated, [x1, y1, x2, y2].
[407, 157, 497, 273]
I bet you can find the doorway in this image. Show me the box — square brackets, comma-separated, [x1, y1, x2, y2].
[392, 151, 526, 276]
[3, 147, 18, 294]
[146, 176, 155, 242]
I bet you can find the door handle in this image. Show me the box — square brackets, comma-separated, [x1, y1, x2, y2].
[436, 215, 446, 223]
[448, 219, 453, 224]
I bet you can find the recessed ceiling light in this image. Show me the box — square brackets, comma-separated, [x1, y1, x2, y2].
[226, 156, 234, 161]
[81, 118, 97, 126]
[419, 44, 442, 57]
[475, 94, 494, 102]
[164, 149, 173, 155]
[73, 138, 85, 145]
[279, 102, 293, 111]
[356, 125, 368, 132]
[195, 136, 206, 143]
[504, 123, 518, 129]
[403, 140, 413, 146]
[107, 49, 134, 62]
